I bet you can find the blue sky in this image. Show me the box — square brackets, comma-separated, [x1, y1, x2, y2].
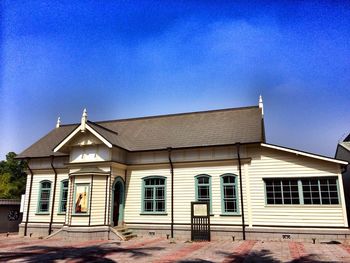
[0, 1, 349, 160]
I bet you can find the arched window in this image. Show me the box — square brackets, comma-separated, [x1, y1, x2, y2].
[37, 181, 52, 213]
[221, 174, 239, 214]
[195, 174, 212, 210]
[142, 177, 166, 213]
[59, 180, 69, 213]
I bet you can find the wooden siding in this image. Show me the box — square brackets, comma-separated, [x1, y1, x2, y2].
[124, 168, 171, 224]
[172, 165, 245, 225]
[22, 172, 68, 224]
[247, 147, 347, 227]
[123, 165, 246, 225]
[89, 175, 107, 225]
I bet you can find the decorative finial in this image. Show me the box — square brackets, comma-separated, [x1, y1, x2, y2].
[81, 108, 87, 132]
[56, 117, 61, 128]
[259, 95, 264, 116]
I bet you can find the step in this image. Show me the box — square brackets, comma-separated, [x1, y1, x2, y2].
[110, 226, 137, 241]
[124, 233, 137, 241]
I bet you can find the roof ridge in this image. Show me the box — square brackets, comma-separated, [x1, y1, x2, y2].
[95, 105, 259, 124]
[87, 121, 119, 135]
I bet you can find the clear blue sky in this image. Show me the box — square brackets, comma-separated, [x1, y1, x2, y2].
[0, 1, 349, 160]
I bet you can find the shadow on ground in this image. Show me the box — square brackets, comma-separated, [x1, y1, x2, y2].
[216, 249, 331, 263]
[0, 241, 165, 263]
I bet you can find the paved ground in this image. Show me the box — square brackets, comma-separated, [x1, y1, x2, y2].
[1, 235, 350, 262]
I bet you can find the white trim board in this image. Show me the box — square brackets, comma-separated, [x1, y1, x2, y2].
[54, 124, 112, 152]
[261, 143, 348, 165]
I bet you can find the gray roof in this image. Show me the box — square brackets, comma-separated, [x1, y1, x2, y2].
[18, 106, 264, 158]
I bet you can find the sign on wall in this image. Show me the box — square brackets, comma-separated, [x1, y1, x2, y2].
[75, 184, 89, 213]
[193, 204, 208, 217]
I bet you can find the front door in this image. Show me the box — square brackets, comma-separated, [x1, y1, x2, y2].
[112, 178, 124, 226]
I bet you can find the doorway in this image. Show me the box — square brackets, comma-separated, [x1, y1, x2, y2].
[112, 177, 125, 227]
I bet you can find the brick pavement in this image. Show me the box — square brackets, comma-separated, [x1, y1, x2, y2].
[1, 235, 350, 262]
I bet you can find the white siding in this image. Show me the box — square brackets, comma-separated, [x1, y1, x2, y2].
[124, 168, 171, 224]
[90, 175, 108, 225]
[124, 164, 246, 225]
[70, 145, 111, 163]
[52, 173, 69, 223]
[248, 147, 347, 227]
[25, 172, 55, 223]
[173, 165, 245, 225]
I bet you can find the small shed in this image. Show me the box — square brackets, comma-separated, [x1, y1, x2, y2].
[0, 199, 22, 233]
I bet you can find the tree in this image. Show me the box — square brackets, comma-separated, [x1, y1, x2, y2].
[0, 152, 27, 199]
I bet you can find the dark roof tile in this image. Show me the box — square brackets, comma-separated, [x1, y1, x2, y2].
[18, 106, 264, 157]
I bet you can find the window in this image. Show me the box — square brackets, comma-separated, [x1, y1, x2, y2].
[59, 180, 69, 213]
[221, 174, 239, 214]
[196, 175, 211, 209]
[264, 177, 339, 205]
[302, 178, 339, 205]
[37, 181, 51, 213]
[142, 177, 166, 213]
[265, 179, 300, 205]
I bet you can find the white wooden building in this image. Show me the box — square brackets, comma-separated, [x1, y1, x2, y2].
[17, 97, 350, 241]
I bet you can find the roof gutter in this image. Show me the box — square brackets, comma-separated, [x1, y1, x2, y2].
[24, 158, 33, 236]
[49, 155, 58, 235]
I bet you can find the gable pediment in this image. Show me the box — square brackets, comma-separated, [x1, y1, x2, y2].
[53, 123, 113, 154]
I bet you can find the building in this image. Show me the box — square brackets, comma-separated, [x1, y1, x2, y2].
[335, 135, 350, 227]
[17, 97, 349, 241]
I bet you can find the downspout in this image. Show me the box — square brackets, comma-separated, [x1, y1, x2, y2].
[167, 148, 174, 239]
[24, 158, 33, 236]
[123, 168, 128, 225]
[49, 155, 58, 235]
[237, 143, 246, 240]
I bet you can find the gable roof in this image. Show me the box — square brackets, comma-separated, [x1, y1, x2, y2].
[17, 106, 264, 158]
[18, 124, 79, 158]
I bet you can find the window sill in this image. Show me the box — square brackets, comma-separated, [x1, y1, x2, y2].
[264, 204, 341, 207]
[220, 213, 241, 216]
[35, 212, 49, 215]
[57, 212, 66, 215]
[140, 213, 168, 216]
[72, 214, 90, 217]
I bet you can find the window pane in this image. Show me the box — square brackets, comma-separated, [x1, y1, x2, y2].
[198, 177, 209, 184]
[224, 185, 234, 198]
[223, 176, 235, 184]
[41, 202, 48, 212]
[42, 182, 51, 189]
[156, 201, 165, 212]
[199, 186, 209, 199]
[61, 202, 67, 213]
[145, 188, 153, 199]
[144, 201, 153, 212]
[225, 200, 236, 212]
[156, 187, 164, 199]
